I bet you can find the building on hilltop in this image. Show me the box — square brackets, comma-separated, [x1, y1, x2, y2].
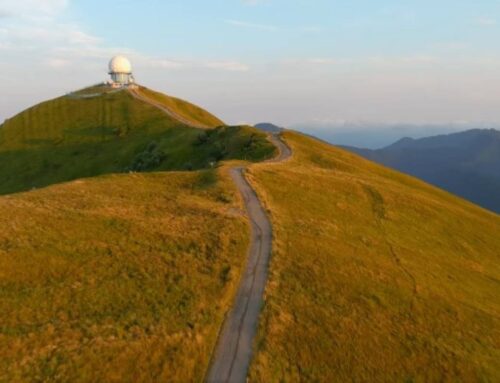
[107, 55, 137, 88]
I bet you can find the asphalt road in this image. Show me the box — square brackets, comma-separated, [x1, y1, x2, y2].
[128, 88, 209, 129]
[114, 85, 290, 381]
[206, 133, 291, 383]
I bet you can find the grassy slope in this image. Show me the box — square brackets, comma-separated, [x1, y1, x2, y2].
[0, 167, 249, 382]
[0, 85, 275, 195]
[138, 86, 224, 128]
[248, 132, 500, 382]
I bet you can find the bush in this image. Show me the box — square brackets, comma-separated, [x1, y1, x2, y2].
[194, 132, 209, 146]
[127, 141, 166, 172]
[210, 142, 228, 161]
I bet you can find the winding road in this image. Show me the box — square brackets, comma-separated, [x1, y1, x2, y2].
[126, 87, 291, 382]
[206, 133, 291, 383]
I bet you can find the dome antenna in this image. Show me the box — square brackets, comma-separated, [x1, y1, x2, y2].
[107, 55, 137, 89]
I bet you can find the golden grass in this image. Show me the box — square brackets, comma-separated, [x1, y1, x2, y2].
[247, 131, 500, 382]
[0, 167, 249, 382]
[138, 86, 224, 128]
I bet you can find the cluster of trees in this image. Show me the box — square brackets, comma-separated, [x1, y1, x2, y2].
[127, 141, 166, 172]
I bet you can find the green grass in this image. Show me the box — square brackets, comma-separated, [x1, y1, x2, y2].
[247, 131, 500, 382]
[0, 167, 249, 382]
[138, 86, 224, 128]
[0, 85, 275, 195]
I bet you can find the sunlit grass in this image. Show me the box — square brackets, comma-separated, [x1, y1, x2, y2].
[248, 131, 500, 382]
[138, 86, 224, 128]
[0, 167, 248, 382]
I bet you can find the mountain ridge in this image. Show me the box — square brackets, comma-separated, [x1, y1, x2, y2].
[343, 129, 500, 213]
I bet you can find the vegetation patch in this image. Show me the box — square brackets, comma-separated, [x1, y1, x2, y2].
[127, 141, 167, 172]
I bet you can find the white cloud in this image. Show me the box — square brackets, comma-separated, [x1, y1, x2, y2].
[0, 0, 68, 18]
[283, 55, 439, 69]
[475, 17, 496, 27]
[67, 29, 100, 45]
[148, 59, 185, 70]
[306, 58, 341, 65]
[367, 55, 438, 65]
[203, 61, 250, 72]
[140, 57, 250, 72]
[224, 19, 277, 31]
[0, 1, 249, 76]
[45, 57, 70, 68]
[0, 0, 101, 56]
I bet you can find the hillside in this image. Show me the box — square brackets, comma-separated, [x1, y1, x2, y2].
[1, 88, 499, 382]
[344, 129, 500, 213]
[247, 131, 500, 381]
[0, 84, 275, 195]
[0, 167, 250, 382]
[254, 123, 283, 133]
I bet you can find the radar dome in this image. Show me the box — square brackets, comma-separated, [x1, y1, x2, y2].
[109, 55, 132, 74]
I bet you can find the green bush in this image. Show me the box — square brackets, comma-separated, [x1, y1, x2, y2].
[128, 141, 166, 172]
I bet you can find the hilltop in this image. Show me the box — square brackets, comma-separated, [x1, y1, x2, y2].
[0, 84, 275, 195]
[254, 122, 283, 133]
[344, 129, 500, 213]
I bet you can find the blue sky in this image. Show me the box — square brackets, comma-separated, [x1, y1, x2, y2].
[1, 0, 500, 126]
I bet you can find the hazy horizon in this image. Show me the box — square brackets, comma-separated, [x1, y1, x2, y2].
[2, 0, 500, 128]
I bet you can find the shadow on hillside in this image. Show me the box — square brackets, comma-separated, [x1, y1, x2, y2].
[0, 126, 276, 196]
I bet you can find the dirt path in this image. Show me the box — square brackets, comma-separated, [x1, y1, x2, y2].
[206, 133, 291, 383]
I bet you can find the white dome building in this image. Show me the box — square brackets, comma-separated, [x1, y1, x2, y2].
[108, 55, 135, 87]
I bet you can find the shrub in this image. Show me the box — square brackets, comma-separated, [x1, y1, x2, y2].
[127, 142, 166, 172]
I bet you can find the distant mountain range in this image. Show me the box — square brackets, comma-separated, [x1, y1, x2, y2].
[254, 122, 283, 133]
[343, 129, 500, 213]
[291, 122, 500, 149]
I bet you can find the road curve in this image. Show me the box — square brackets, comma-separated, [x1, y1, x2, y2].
[266, 132, 292, 163]
[206, 133, 291, 383]
[108, 85, 290, 381]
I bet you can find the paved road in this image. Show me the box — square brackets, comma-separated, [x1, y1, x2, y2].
[112, 85, 291, 381]
[266, 133, 292, 163]
[128, 88, 209, 129]
[206, 133, 291, 383]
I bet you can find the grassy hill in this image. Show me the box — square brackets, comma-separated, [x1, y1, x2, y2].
[345, 129, 500, 213]
[0, 84, 275, 195]
[248, 131, 500, 382]
[0, 167, 250, 382]
[135, 86, 224, 128]
[0, 85, 277, 382]
[1, 87, 499, 382]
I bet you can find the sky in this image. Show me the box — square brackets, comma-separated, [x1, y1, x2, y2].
[1, 0, 500, 127]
